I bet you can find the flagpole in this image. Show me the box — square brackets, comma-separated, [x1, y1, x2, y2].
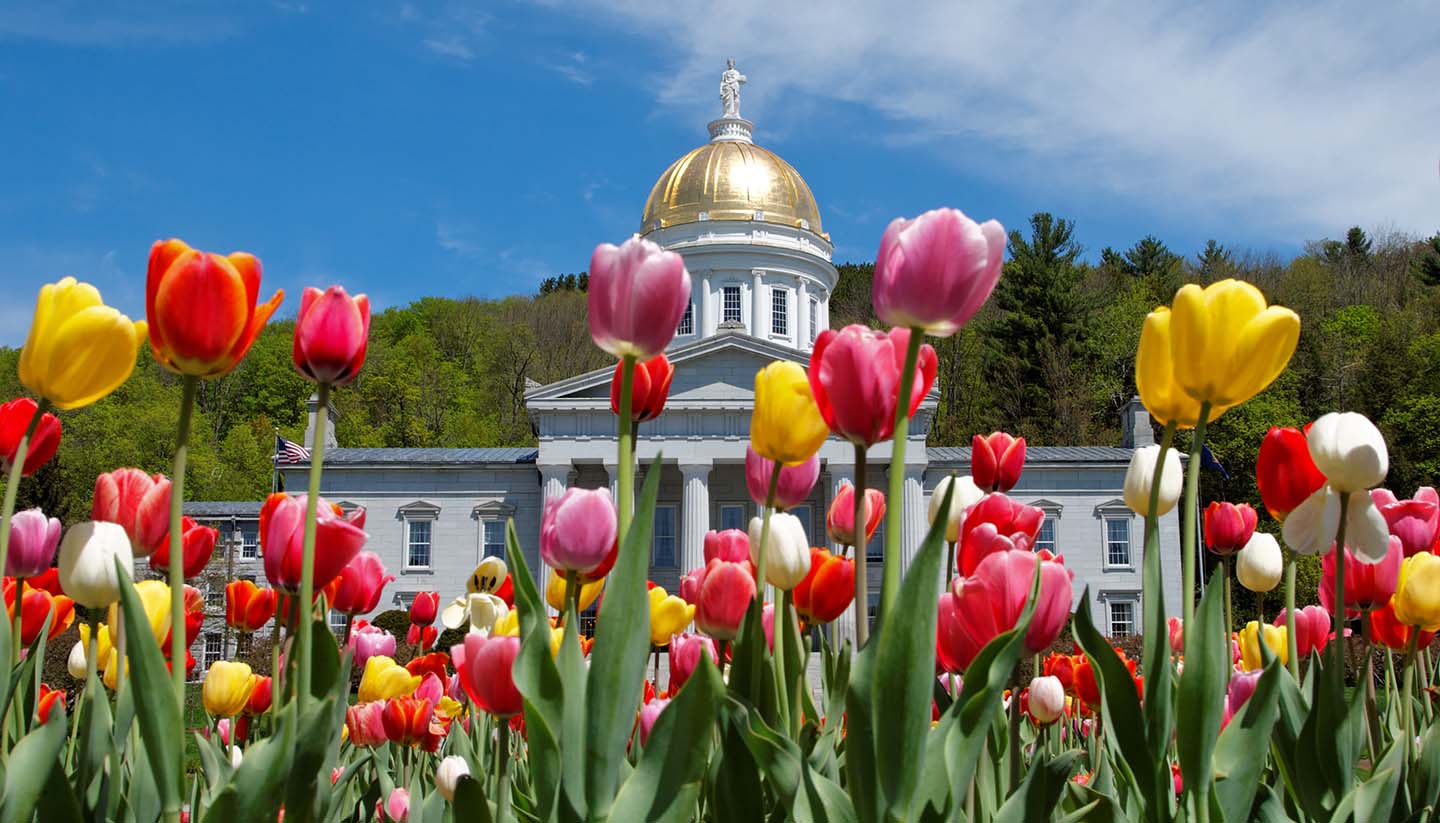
[273, 428, 280, 495]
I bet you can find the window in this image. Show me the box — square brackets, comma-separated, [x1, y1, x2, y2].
[328, 609, 349, 634]
[720, 504, 745, 532]
[203, 634, 223, 670]
[809, 298, 820, 342]
[790, 504, 813, 545]
[771, 287, 789, 336]
[1109, 600, 1136, 637]
[866, 518, 885, 561]
[677, 301, 694, 335]
[1105, 517, 1132, 568]
[1035, 518, 1057, 554]
[723, 286, 743, 323]
[483, 520, 506, 559]
[867, 592, 881, 635]
[653, 505, 677, 568]
[406, 519, 432, 569]
[240, 524, 259, 559]
[205, 583, 224, 608]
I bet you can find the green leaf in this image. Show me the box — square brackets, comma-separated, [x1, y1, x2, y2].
[36, 743, 84, 823]
[1140, 483, 1174, 812]
[728, 696, 857, 823]
[0, 708, 68, 823]
[1176, 566, 1226, 807]
[843, 642, 882, 823]
[1212, 662, 1282, 823]
[1410, 713, 1440, 813]
[505, 518, 565, 821]
[992, 749, 1084, 823]
[203, 699, 300, 823]
[114, 560, 184, 818]
[557, 606, 589, 817]
[710, 717, 767, 823]
[284, 691, 347, 823]
[452, 775, 495, 823]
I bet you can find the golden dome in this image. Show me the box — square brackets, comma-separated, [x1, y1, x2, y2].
[640, 140, 824, 236]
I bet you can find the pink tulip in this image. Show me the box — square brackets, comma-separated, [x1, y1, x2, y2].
[826, 485, 885, 547]
[331, 551, 394, 615]
[259, 493, 367, 594]
[92, 468, 171, 556]
[872, 208, 1006, 337]
[6, 508, 60, 578]
[692, 558, 755, 641]
[384, 788, 410, 822]
[677, 570, 701, 604]
[807, 324, 938, 447]
[668, 632, 717, 692]
[215, 717, 231, 746]
[347, 620, 396, 667]
[588, 236, 692, 360]
[703, 530, 751, 565]
[415, 673, 444, 705]
[971, 432, 1026, 493]
[1203, 502, 1258, 556]
[761, 602, 776, 652]
[1222, 669, 1263, 729]
[539, 487, 617, 575]
[937, 548, 1073, 673]
[1274, 605, 1331, 658]
[745, 447, 819, 511]
[452, 634, 523, 717]
[957, 493, 1045, 576]
[345, 701, 388, 747]
[292, 285, 370, 386]
[1372, 487, 1440, 556]
[1320, 538, 1401, 616]
[1167, 616, 1184, 654]
[638, 697, 670, 747]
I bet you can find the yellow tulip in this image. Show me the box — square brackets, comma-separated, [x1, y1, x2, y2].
[108, 579, 171, 647]
[545, 569, 603, 612]
[1393, 553, 1440, 632]
[1239, 621, 1288, 671]
[750, 361, 830, 466]
[357, 655, 421, 702]
[1135, 308, 1229, 428]
[202, 661, 259, 717]
[1169, 279, 1300, 409]
[18, 277, 147, 410]
[648, 586, 695, 646]
[78, 622, 113, 663]
[102, 648, 127, 691]
[495, 608, 521, 637]
[435, 696, 466, 723]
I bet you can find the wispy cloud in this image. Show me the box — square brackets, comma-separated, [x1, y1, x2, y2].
[435, 219, 485, 256]
[0, 1, 245, 45]
[0, 246, 136, 346]
[399, 2, 491, 62]
[545, 50, 592, 86]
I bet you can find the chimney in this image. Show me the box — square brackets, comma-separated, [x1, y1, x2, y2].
[1121, 396, 1155, 449]
[305, 393, 340, 450]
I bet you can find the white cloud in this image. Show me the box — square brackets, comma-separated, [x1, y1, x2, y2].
[560, 0, 1440, 239]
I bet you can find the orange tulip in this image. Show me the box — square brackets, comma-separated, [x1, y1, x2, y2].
[382, 696, 434, 747]
[146, 238, 283, 377]
[793, 548, 855, 624]
[36, 683, 65, 724]
[225, 579, 278, 633]
[4, 581, 75, 645]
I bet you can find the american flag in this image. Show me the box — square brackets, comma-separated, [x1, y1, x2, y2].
[275, 434, 311, 464]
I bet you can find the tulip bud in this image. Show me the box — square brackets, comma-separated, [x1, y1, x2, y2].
[972, 432, 1026, 493]
[229, 745, 244, 769]
[385, 787, 410, 822]
[203, 661, 259, 718]
[1123, 445, 1182, 517]
[435, 756, 470, 802]
[872, 208, 1005, 337]
[703, 530, 750, 565]
[19, 277, 147, 410]
[807, 324, 938, 447]
[540, 487, 618, 576]
[648, 586, 695, 645]
[68, 640, 88, 680]
[6, 507, 61, 578]
[827, 485, 886, 547]
[1203, 502, 1258, 556]
[928, 475, 984, 542]
[751, 361, 830, 467]
[0, 397, 62, 477]
[57, 521, 134, 608]
[610, 353, 674, 422]
[745, 447, 819, 511]
[1239, 620, 1288, 670]
[748, 512, 810, 590]
[1256, 426, 1326, 521]
[588, 237, 692, 360]
[293, 285, 370, 386]
[668, 632, 718, 691]
[1235, 532, 1283, 593]
[638, 697, 670, 747]
[1393, 553, 1440, 632]
[1307, 412, 1388, 493]
[1027, 675, 1065, 724]
[693, 559, 755, 641]
[332, 551, 394, 616]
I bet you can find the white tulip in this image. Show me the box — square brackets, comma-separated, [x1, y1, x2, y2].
[1281, 486, 1389, 562]
[435, 755, 470, 802]
[58, 521, 133, 608]
[67, 641, 87, 680]
[1236, 532, 1284, 592]
[229, 745, 244, 769]
[1307, 412, 1388, 493]
[929, 475, 984, 542]
[1123, 445, 1183, 516]
[748, 512, 810, 590]
[440, 596, 469, 631]
[1027, 675, 1065, 724]
[467, 593, 507, 636]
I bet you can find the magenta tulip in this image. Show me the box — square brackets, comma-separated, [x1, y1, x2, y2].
[292, 285, 370, 386]
[1222, 669, 1262, 729]
[1319, 538, 1402, 617]
[539, 487, 618, 575]
[937, 548, 1072, 673]
[957, 493, 1046, 576]
[452, 634, 523, 716]
[347, 620, 396, 667]
[1273, 605, 1331, 658]
[259, 492, 368, 594]
[668, 632, 718, 691]
[637, 697, 670, 747]
[91, 468, 171, 557]
[332, 551, 394, 615]
[692, 558, 756, 641]
[745, 447, 819, 511]
[762, 602, 776, 652]
[971, 432, 1026, 493]
[6, 507, 60, 578]
[703, 529, 751, 565]
[1372, 487, 1440, 556]
[826, 485, 885, 547]
[677, 570, 701, 605]
[808, 325, 937, 447]
[587, 237, 692, 360]
[1203, 502, 1259, 556]
[872, 208, 1006, 337]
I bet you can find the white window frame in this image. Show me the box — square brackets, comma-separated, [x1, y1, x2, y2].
[240, 522, 259, 559]
[203, 633, 224, 670]
[1104, 516, 1133, 570]
[472, 500, 515, 564]
[866, 517, 885, 561]
[677, 301, 694, 336]
[399, 502, 440, 572]
[1028, 500, 1062, 555]
[809, 297, 820, 342]
[328, 609, 349, 633]
[1108, 598, 1137, 637]
[771, 287, 789, 337]
[652, 504, 678, 568]
[405, 519, 433, 570]
[722, 285, 743, 324]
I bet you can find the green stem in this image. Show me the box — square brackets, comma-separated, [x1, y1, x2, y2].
[1284, 555, 1299, 679]
[0, 399, 48, 582]
[496, 716, 513, 823]
[1145, 422, 1176, 675]
[1403, 631, 1419, 759]
[1362, 612, 1381, 760]
[10, 576, 22, 668]
[297, 382, 331, 708]
[1007, 682, 1023, 790]
[880, 328, 923, 627]
[750, 463, 782, 700]
[1333, 492, 1350, 682]
[1223, 557, 1233, 675]
[616, 355, 636, 544]
[1181, 402, 1211, 640]
[776, 588, 792, 736]
[853, 443, 870, 648]
[164, 374, 197, 821]
[564, 571, 579, 625]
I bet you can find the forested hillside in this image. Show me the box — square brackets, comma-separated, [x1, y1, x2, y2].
[4, 215, 1440, 540]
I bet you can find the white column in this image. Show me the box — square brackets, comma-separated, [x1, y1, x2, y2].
[828, 466, 858, 651]
[604, 463, 619, 500]
[900, 466, 928, 574]
[539, 463, 573, 614]
[751, 270, 765, 337]
[798, 279, 810, 349]
[679, 461, 712, 575]
[701, 272, 713, 337]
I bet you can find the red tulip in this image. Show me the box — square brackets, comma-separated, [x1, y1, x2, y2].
[744, 447, 820, 511]
[1368, 598, 1436, 651]
[956, 493, 1045, 576]
[146, 238, 283, 377]
[226, 580, 278, 633]
[148, 516, 218, 579]
[494, 575, 514, 607]
[405, 652, 450, 684]
[259, 492, 367, 594]
[382, 696, 434, 747]
[1320, 538, 1401, 616]
[826, 486, 885, 547]
[1074, 648, 1138, 709]
[0, 397, 61, 477]
[1167, 617, 1184, 654]
[1273, 605, 1331, 658]
[872, 208, 1006, 338]
[28, 567, 62, 597]
[668, 632, 717, 692]
[332, 552, 394, 616]
[92, 468, 171, 557]
[808, 325, 937, 448]
[163, 585, 205, 650]
[36, 683, 65, 724]
[1371, 487, 1440, 556]
[1042, 652, 1081, 695]
[407, 624, 438, 650]
[610, 353, 674, 422]
[793, 548, 855, 624]
[293, 285, 370, 386]
[937, 548, 1073, 673]
[692, 558, 756, 641]
[1256, 426, 1326, 522]
[1203, 502, 1258, 556]
[409, 591, 439, 626]
[4, 582, 75, 645]
[971, 432, 1025, 493]
[452, 634, 523, 717]
[245, 676, 273, 716]
[578, 541, 619, 585]
[703, 530, 751, 565]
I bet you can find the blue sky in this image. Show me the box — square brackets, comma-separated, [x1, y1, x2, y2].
[1, 1, 1437, 345]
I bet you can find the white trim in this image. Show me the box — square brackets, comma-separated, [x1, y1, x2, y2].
[1106, 597, 1138, 637]
[403, 516, 434, 571]
[1101, 515, 1134, 571]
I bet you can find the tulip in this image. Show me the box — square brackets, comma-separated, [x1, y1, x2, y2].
[1273, 606, 1331, 658]
[637, 696, 670, 747]
[1167, 616, 1184, 653]
[1027, 675, 1065, 725]
[1368, 598, 1436, 651]
[808, 324, 937, 447]
[1371, 487, 1440, 556]
[827, 485, 885, 548]
[358, 655, 421, 703]
[382, 696, 434, 746]
[972, 432, 1026, 493]
[406, 653, 450, 686]
[1236, 532, 1284, 593]
[610, 353, 674, 422]
[1307, 412, 1388, 494]
[1239, 621, 1288, 670]
[147, 516, 217, 578]
[146, 238, 283, 377]
[4, 584, 76, 646]
[36, 683, 65, 724]
[407, 624, 438, 649]
[872, 208, 1005, 337]
[1283, 487, 1390, 562]
[703, 529, 751, 565]
[1135, 307, 1225, 428]
[92, 468, 171, 557]
[544, 570, 604, 613]
[104, 579, 175, 649]
[956, 493, 1045, 576]
[28, 567, 61, 596]
[1042, 652, 1081, 695]
[588, 236, 692, 359]
[1204, 502, 1258, 556]
[6, 508, 60, 578]
[67, 640, 87, 679]
[1256, 426, 1327, 521]
[225, 580, 278, 633]
[794, 548, 856, 624]
[751, 361, 830, 467]
[938, 549, 1073, 672]
[928, 475, 985, 543]
[332, 551, 394, 616]
[442, 591, 507, 635]
[57, 521, 133, 608]
[540, 487, 617, 576]
[668, 632, 717, 692]
[384, 788, 410, 822]
[259, 492, 367, 593]
[293, 285, 370, 385]
[692, 559, 756, 640]
[1123, 444, 1183, 517]
[648, 586, 694, 645]
[761, 602, 776, 651]
[745, 447, 819, 512]
[1319, 539, 1401, 616]
[0, 398, 61, 477]
[348, 621, 397, 668]
[409, 591, 440, 626]
[1393, 553, 1440, 631]
[452, 633, 523, 716]
[203, 661, 259, 717]
[18, 277, 147, 409]
[677, 571, 700, 605]
[1073, 648, 1140, 708]
[1223, 669, 1263, 728]
[1167, 279, 1300, 408]
[168, 584, 205, 650]
[748, 512, 810, 590]
[346, 701, 389, 747]
[245, 676, 273, 716]
[435, 756, 470, 802]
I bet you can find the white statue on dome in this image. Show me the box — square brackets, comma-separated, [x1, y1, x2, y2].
[719, 58, 746, 118]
